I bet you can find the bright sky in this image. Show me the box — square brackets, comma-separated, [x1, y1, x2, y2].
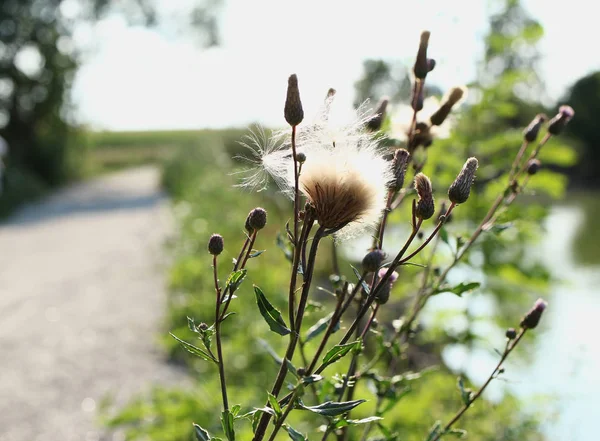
[70, 0, 599, 131]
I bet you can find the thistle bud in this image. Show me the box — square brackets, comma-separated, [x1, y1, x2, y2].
[505, 328, 517, 340]
[409, 122, 433, 150]
[375, 268, 398, 305]
[245, 207, 267, 232]
[548, 105, 574, 135]
[413, 31, 431, 80]
[523, 113, 547, 142]
[414, 173, 435, 220]
[527, 159, 541, 175]
[448, 157, 479, 204]
[429, 87, 466, 126]
[296, 152, 306, 163]
[520, 298, 548, 330]
[208, 234, 224, 255]
[389, 148, 410, 191]
[284, 74, 304, 127]
[362, 249, 386, 273]
[367, 97, 389, 131]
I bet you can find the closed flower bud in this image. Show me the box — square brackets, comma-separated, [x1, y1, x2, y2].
[362, 249, 386, 273]
[414, 173, 435, 220]
[429, 87, 466, 126]
[520, 298, 548, 330]
[375, 268, 398, 305]
[523, 113, 547, 142]
[527, 159, 541, 175]
[548, 105, 574, 135]
[448, 157, 479, 204]
[505, 328, 517, 339]
[409, 122, 433, 150]
[296, 152, 306, 163]
[284, 74, 304, 127]
[367, 97, 389, 131]
[389, 148, 410, 191]
[413, 31, 431, 80]
[208, 234, 224, 255]
[245, 207, 267, 232]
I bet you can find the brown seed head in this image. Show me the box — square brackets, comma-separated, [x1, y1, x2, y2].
[208, 234, 224, 255]
[414, 173, 435, 220]
[389, 148, 410, 191]
[448, 157, 479, 204]
[548, 105, 574, 135]
[520, 298, 548, 330]
[413, 31, 431, 80]
[284, 74, 304, 127]
[245, 207, 267, 232]
[367, 97, 389, 131]
[523, 113, 548, 142]
[430, 87, 466, 126]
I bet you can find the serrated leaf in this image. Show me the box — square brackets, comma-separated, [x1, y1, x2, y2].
[193, 423, 211, 441]
[284, 425, 308, 441]
[434, 282, 480, 297]
[267, 393, 282, 416]
[321, 340, 361, 369]
[221, 410, 235, 441]
[302, 399, 366, 416]
[254, 286, 291, 336]
[170, 333, 216, 363]
[226, 269, 247, 292]
[351, 265, 370, 294]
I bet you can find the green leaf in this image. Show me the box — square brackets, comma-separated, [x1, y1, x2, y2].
[302, 399, 366, 416]
[193, 423, 211, 441]
[221, 312, 236, 323]
[439, 227, 449, 246]
[457, 377, 472, 406]
[305, 313, 334, 342]
[187, 316, 198, 333]
[321, 340, 361, 369]
[267, 393, 282, 416]
[351, 265, 370, 294]
[490, 223, 513, 235]
[445, 428, 467, 438]
[248, 249, 266, 258]
[221, 410, 235, 441]
[276, 232, 293, 262]
[170, 333, 216, 363]
[434, 282, 480, 297]
[220, 294, 238, 304]
[334, 416, 382, 428]
[254, 285, 291, 336]
[231, 404, 242, 418]
[302, 374, 323, 385]
[426, 421, 442, 441]
[285, 359, 298, 377]
[284, 425, 308, 441]
[258, 339, 283, 366]
[226, 269, 247, 292]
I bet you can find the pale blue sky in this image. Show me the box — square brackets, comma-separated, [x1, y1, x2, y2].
[70, 0, 598, 131]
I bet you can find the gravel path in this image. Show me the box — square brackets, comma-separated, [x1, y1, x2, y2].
[0, 166, 188, 441]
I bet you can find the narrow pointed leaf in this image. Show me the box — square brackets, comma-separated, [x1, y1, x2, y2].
[221, 410, 235, 441]
[254, 285, 291, 335]
[434, 282, 480, 297]
[321, 340, 361, 369]
[305, 313, 333, 342]
[267, 393, 282, 416]
[226, 269, 247, 292]
[351, 265, 370, 294]
[170, 333, 216, 363]
[284, 425, 308, 441]
[302, 399, 366, 416]
[194, 424, 211, 441]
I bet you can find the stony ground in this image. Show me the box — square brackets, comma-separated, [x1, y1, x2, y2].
[0, 167, 188, 441]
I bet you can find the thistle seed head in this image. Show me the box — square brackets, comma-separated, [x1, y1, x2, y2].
[284, 74, 304, 127]
[362, 249, 386, 273]
[414, 173, 435, 220]
[245, 207, 267, 232]
[448, 157, 479, 204]
[208, 233, 224, 255]
[429, 87, 466, 126]
[523, 113, 548, 142]
[527, 158, 541, 175]
[548, 105, 574, 135]
[367, 97, 389, 132]
[520, 298, 548, 330]
[414, 31, 431, 80]
[389, 148, 410, 191]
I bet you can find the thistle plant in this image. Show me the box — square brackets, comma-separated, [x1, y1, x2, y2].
[173, 31, 573, 441]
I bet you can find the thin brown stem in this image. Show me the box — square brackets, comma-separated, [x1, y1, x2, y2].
[508, 140, 529, 180]
[374, 189, 395, 249]
[213, 255, 229, 411]
[266, 387, 300, 441]
[429, 329, 527, 441]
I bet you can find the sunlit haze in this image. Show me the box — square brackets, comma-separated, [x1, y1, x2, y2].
[70, 0, 598, 131]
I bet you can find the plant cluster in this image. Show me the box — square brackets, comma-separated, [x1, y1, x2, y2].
[175, 31, 573, 441]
